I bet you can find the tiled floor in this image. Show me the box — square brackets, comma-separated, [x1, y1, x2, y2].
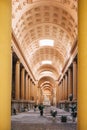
[11, 106, 77, 130]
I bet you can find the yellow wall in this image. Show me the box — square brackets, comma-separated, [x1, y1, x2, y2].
[0, 0, 87, 130]
[78, 0, 87, 129]
[0, 1, 11, 130]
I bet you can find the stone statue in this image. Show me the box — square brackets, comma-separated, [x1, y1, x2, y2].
[43, 95, 50, 106]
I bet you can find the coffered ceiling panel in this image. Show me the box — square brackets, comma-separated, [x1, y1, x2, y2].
[12, 0, 78, 90]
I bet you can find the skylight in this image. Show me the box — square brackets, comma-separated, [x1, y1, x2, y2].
[42, 60, 52, 64]
[41, 71, 53, 74]
[39, 39, 54, 46]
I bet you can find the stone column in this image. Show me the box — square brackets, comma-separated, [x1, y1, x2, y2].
[34, 84, 36, 102]
[65, 74, 68, 100]
[56, 85, 59, 104]
[0, 1, 11, 129]
[53, 88, 56, 106]
[30, 79, 32, 100]
[32, 82, 34, 100]
[11, 47, 13, 97]
[58, 83, 61, 101]
[34, 84, 37, 102]
[15, 60, 20, 100]
[68, 68, 73, 99]
[62, 78, 65, 100]
[40, 89, 42, 103]
[38, 87, 40, 103]
[37, 87, 39, 104]
[21, 68, 25, 100]
[36, 85, 38, 103]
[25, 73, 28, 100]
[30, 80, 32, 100]
[61, 80, 63, 100]
[78, 0, 87, 129]
[73, 61, 77, 100]
[60, 82, 63, 101]
[35, 84, 38, 104]
[28, 76, 30, 100]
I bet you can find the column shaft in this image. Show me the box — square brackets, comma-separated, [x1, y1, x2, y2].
[34, 84, 37, 102]
[25, 73, 28, 100]
[28, 77, 30, 100]
[38, 87, 40, 103]
[56, 85, 59, 104]
[78, 0, 87, 129]
[58, 83, 61, 101]
[73, 61, 77, 100]
[68, 68, 73, 99]
[35, 84, 38, 104]
[60, 82, 62, 100]
[63, 78, 65, 100]
[15, 61, 20, 100]
[21, 68, 25, 99]
[31, 80, 34, 100]
[61, 81, 63, 100]
[65, 74, 68, 100]
[30, 79, 32, 100]
[30, 79, 33, 100]
[0, 1, 11, 129]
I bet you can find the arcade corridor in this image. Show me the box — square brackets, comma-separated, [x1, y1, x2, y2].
[0, 0, 87, 130]
[11, 106, 77, 130]
[11, 0, 78, 114]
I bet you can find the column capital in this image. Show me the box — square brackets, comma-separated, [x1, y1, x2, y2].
[22, 67, 25, 71]
[26, 72, 28, 77]
[73, 60, 76, 64]
[68, 67, 71, 71]
[11, 46, 14, 53]
[16, 60, 20, 64]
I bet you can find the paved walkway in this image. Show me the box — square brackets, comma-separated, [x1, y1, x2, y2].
[11, 106, 77, 130]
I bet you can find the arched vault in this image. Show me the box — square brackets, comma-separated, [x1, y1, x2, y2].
[12, 0, 78, 90]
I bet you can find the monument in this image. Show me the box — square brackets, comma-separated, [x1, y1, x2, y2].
[43, 95, 50, 106]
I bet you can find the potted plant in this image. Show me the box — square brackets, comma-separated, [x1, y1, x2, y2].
[50, 110, 57, 120]
[61, 115, 67, 122]
[69, 94, 73, 101]
[64, 101, 69, 111]
[34, 104, 38, 111]
[38, 104, 44, 116]
[70, 104, 77, 122]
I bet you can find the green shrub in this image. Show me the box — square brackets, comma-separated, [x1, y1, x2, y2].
[50, 110, 57, 117]
[61, 115, 67, 122]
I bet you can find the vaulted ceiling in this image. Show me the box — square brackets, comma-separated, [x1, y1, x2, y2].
[12, 0, 78, 94]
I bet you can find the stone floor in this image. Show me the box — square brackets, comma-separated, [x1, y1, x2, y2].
[11, 106, 77, 130]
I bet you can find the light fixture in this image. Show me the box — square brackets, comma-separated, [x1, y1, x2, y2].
[39, 39, 54, 46]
